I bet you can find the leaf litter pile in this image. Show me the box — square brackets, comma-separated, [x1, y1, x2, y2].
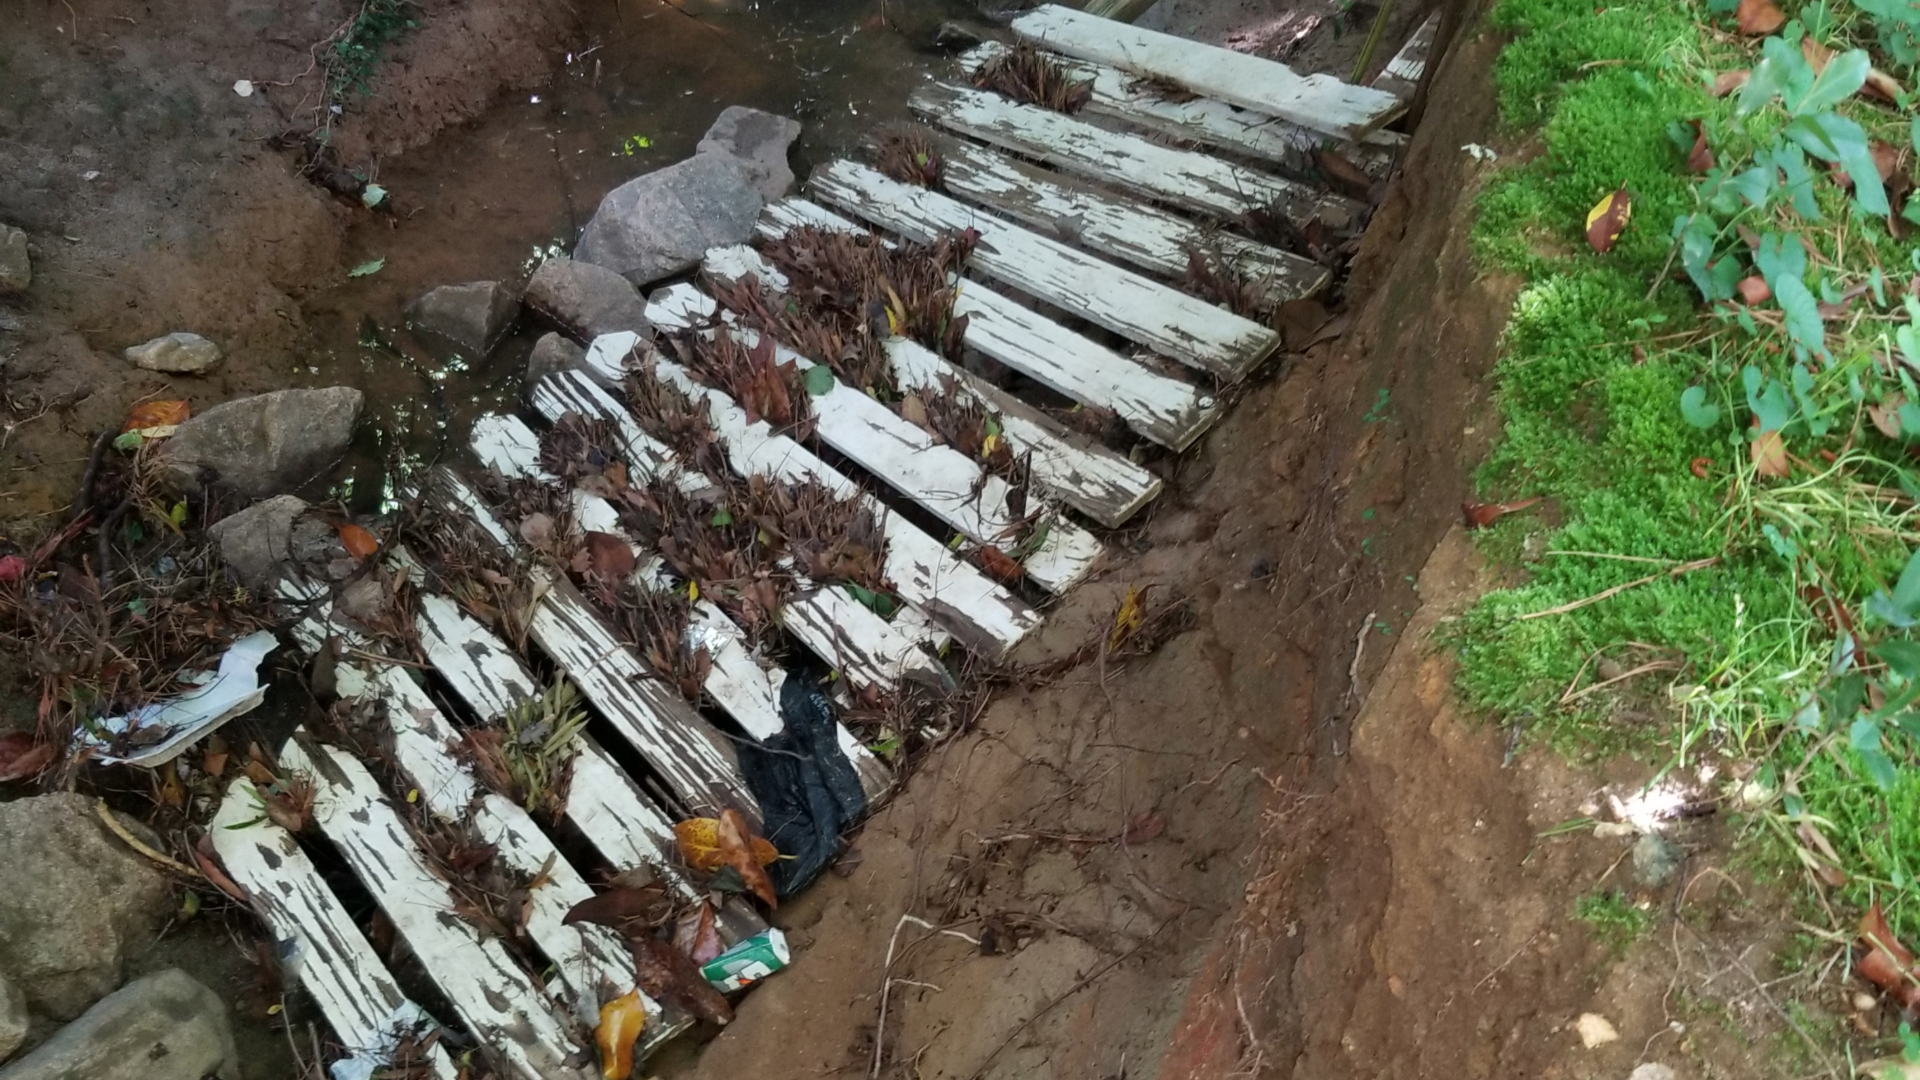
[970, 42, 1092, 113]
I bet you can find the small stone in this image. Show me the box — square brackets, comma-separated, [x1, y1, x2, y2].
[1627, 1065, 1676, 1080]
[1854, 991, 1878, 1012]
[696, 106, 802, 201]
[933, 20, 986, 50]
[1576, 1012, 1618, 1049]
[576, 153, 764, 286]
[0, 969, 239, 1080]
[1631, 832, 1683, 888]
[159, 387, 363, 498]
[124, 332, 222, 374]
[207, 495, 310, 590]
[0, 973, 26, 1062]
[1592, 821, 1638, 839]
[407, 281, 520, 355]
[526, 331, 589, 389]
[524, 258, 650, 341]
[0, 225, 29, 294]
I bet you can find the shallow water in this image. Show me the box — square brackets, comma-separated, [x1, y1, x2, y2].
[304, 0, 980, 509]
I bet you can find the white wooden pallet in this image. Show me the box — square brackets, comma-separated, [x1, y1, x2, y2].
[1010, 4, 1407, 140]
[808, 159, 1280, 381]
[958, 41, 1403, 180]
[1373, 12, 1441, 101]
[758, 198, 1219, 451]
[701, 244, 1163, 527]
[465, 409, 895, 802]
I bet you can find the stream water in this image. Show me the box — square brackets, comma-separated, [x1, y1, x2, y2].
[303, 0, 984, 509]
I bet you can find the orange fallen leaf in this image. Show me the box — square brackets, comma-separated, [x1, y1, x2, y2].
[0, 732, 54, 782]
[1802, 37, 1835, 73]
[1585, 186, 1631, 254]
[1689, 457, 1713, 479]
[1463, 496, 1543, 529]
[123, 399, 190, 433]
[1710, 70, 1750, 96]
[583, 531, 636, 579]
[1736, 0, 1785, 35]
[595, 990, 646, 1080]
[674, 814, 780, 870]
[192, 834, 250, 903]
[1736, 276, 1772, 305]
[336, 523, 379, 560]
[1752, 429, 1789, 478]
[675, 809, 781, 907]
[1683, 120, 1714, 174]
[672, 901, 725, 965]
[975, 545, 1025, 583]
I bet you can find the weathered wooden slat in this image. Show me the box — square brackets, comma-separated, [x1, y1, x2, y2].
[893, 134, 1327, 305]
[701, 244, 1163, 527]
[467, 412, 894, 803]
[525, 374, 954, 691]
[1011, 3, 1406, 140]
[810, 159, 1278, 380]
[210, 779, 459, 1080]
[958, 42, 1402, 180]
[758, 198, 1218, 451]
[1373, 12, 1440, 100]
[279, 738, 595, 1080]
[638, 292, 1044, 657]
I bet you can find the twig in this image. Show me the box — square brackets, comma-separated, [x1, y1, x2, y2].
[872, 915, 980, 1080]
[1517, 558, 1718, 621]
[94, 798, 202, 878]
[1682, 924, 1841, 1080]
[68, 429, 113, 526]
[1344, 611, 1377, 706]
[1560, 659, 1684, 705]
[961, 911, 1183, 1080]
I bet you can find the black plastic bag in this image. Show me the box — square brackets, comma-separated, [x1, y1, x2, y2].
[736, 670, 868, 896]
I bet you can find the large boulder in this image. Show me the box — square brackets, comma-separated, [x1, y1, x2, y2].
[524, 258, 649, 341]
[159, 387, 363, 498]
[0, 969, 238, 1080]
[0, 974, 25, 1063]
[0, 226, 27, 294]
[0, 795, 174, 1020]
[575, 153, 763, 287]
[407, 281, 519, 355]
[207, 495, 309, 590]
[696, 106, 801, 201]
[124, 332, 221, 374]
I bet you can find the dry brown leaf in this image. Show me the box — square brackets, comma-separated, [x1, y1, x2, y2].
[0, 732, 54, 782]
[1866, 67, 1905, 103]
[1736, 0, 1785, 35]
[1871, 394, 1907, 439]
[1585, 186, 1631, 254]
[1752, 429, 1789, 478]
[337, 523, 379, 560]
[584, 531, 636, 579]
[1122, 812, 1166, 845]
[675, 809, 780, 907]
[1684, 121, 1714, 174]
[1711, 70, 1750, 96]
[518, 513, 555, 549]
[975, 545, 1024, 583]
[1463, 496, 1543, 529]
[1802, 37, 1835, 73]
[561, 886, 672, 933]
[630, 935, 732, 1026]
[123, 399, 191, 433]
[1736, 276, 1772, 305]
[672, 901, 725, 965]
[192, 834, 250, 902]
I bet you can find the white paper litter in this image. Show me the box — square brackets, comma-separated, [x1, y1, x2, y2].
[80, 631, 278, 766]
[233, 79, 254, 97]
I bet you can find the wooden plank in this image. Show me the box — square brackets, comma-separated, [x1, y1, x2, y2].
[1011, 3, 1406, 140]
[894, 134, 1326, 304]
[701, 244, 1163, 527]
[1372, 12, 1440, 100]
[526, 372, 954, 689]
[467, 413, 894, 803]
[209, 779, 459, 1080]
[759, 199, 1218, 451]
[279, 738, 595, 1080]
[909, 82, 1360, 227]
[640, 291, 1045, 657]
[958, 41, 1401, 179]
[1079, 0, 1155, 21]
[810, 158, 1278, 380]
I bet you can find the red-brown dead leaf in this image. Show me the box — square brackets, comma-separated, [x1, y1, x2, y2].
[629, 935, 732, 1026]
[1857, 904, 1920, 1008]
[717, 808, 778, 908]
[562, 885, 672, 933]
[1122, 812, 1167, 845]
[1752, 429, 1789, 478]
[1689, 456, 1713, 480]
[975, 545, 1025, 583]
[1874, 141, 1902, 183]
[1802, 37, 1835, 73]
[192, 834, 250, 903]
[123, 399, 191, 433]
[1711, 70, 1750, 96]
[1463, 496, 1543, 529]
[0, 732, 55, 782]
[1736, 0, 1785, 34]
[1585, 186, 1631, 254]
[1315, 149, 1373, 201]
[672, 901, 725, 965]
[1736, 276, 1772, 305]
[1684, 120, 1714, 174]
[337, 523, 379, 560]
[1871, 394, 1907, 439]
[584, 531, 637, 579]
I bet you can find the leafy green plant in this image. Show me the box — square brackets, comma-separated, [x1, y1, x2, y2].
[1575, 890, 1651, 956]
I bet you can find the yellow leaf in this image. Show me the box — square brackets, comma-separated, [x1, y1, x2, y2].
[1584, 185, 1632, 254]
[981, 433, 1000, 457]
[687, 580, 699, 602]
[123, 399, 190, 433]
[672, 816, 779, 870]
[1108, 585, 1148, 652]
[595, 990, 646, 1080]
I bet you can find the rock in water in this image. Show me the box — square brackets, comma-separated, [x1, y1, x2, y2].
[207, 495, 310, 589]
[524, 257, 650, 341]
[124, 332, 222, 374]
[159, 387, 363, 498]
[525, 331, 590, 389]
[0, 974, 25, 1063]
[696, 106, 802, 201]
[0, 226, 27, 294]
[0, 970, 238, 1080]
[407, 281, 520, 355]
[575, 153, 764, 286]
[933, 21, 986, 50]
[0, 794, 174, 1020]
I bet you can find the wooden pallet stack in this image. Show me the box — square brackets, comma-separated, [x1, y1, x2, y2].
[207, 8, 1439, 1080]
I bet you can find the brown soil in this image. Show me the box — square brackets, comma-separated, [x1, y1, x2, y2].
[0, 0, 1837, 1077]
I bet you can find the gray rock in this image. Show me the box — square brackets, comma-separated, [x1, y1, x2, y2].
[0, 795, 174, 1020]
[0, 227, 27, 294]
[124, 332, 222, 374]
[159, 387, 363, 498]
[933, 20, 986, 50]
[524, 258, 650, 341]
[526, 331, 590, 388]
[0, 974, 25, 1063]
[0, 969, 238, 1080]
[696, 106, 802, 202]
[207, 495, 310, 590]
[576, 153, 764, 286]
[407, 281, 519, 355]
[1631, 832, 1683, 889]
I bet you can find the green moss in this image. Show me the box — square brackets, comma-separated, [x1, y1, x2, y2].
[1574, 889, 1652, 956]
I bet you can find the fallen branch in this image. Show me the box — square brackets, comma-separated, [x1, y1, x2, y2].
[95, 798, 202, 878]
[1517, 558, 1718, 621]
